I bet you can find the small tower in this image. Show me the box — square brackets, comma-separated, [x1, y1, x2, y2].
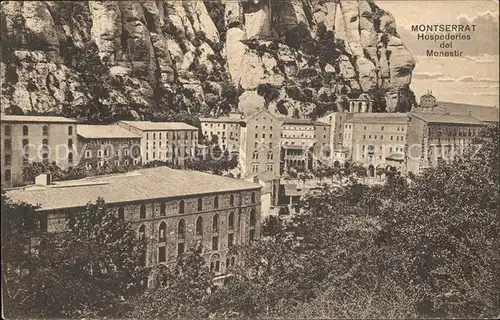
[348, 94, 374, 113]
[419, 90, 438, 109]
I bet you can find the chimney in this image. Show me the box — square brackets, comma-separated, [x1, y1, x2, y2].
[35, 173, 52, 186]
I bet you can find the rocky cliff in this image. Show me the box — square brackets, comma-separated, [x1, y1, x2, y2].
[0, 0, 415, 122]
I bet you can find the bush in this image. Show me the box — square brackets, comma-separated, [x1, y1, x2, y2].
[257, 83, 281, 105]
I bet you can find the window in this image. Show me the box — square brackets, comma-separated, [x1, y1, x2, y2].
[4, 139, 11, 150]
[251, 192, 256, 204]
[5, 154, 11, 166]
[160, 202, 166, 216]
[68, 139, 73, 149]
[4, 169, 11, 181]
[118, 207, 125, 221]
[140, 204, 146, 219]
[214, 196, 219, 209]
[138, 224, 146, 241]
[253, 151, 259, 160]
[158, 246, 166, 263]
[228, 211, 234, 230]
[212, 214, 219, 233]
[179, 200, 185, 213]
[267, 151, 273, 160]
[68, 152, 73, 163]
[159, 221, 166, 242]
[212, 236, 219, 251]
[196, 217, 203, 235]
[229, 194, 235, 206]
[250, 229, 256, 242]
[42, 139, 48, 146]
[198, 198, 203, 211]
[42, 126, 48, 135]
[266, 163, 274, 172]
[23, 125, 29, 136]
[68, 126, 73, 135]
[177, 243, 185, 256]
[42, 153, 48, 163]
[381, 126, 384, 131]
[228, 233, 234, 248]
[177, 219, 185, 239]
[250, 209, 256, 227]
[4, 125, 11, 136]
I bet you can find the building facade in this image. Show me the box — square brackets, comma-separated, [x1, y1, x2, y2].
[6, 167, 262, 277]
[239, 109, 283, 178]
[406, 113, 486, 174]
[1, 115, 77, 187]
[117, 121, 198, 167]
[343, 113, 409, 177]
[77, 125, 142, 169]
[200, 113, 244, 153]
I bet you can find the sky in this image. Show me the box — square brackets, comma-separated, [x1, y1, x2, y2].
[377, 0, 499, 107]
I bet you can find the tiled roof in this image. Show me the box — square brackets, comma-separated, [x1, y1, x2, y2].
[77, 125, 142, 139]
[280, 118, 330, 126]
[1, 115, 77, 123]
[199, 117, 243, 123]
[411, 112, 485, 125]
[433, 101, 499, 122]
[119, 121, 197, 131]
[255, 170, 280, 182]
[347, 113, 409, 124]
[6, 167, 261, 211]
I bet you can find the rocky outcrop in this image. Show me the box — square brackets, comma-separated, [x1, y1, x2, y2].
[1, 0, 414, 119]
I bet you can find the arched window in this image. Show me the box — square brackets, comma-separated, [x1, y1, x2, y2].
[5, 154, 11, 166]
[250, 209, 256, 227]
[231, 256, 236, 266]
[212, 214, 219, 233]
[138, 224, 146, 241]
[196, 216, 203, 236]
[228, 211, 234, 230]
[159, 221, 166, 242]
[179, 200, 185, 213]
[42, 153, 48, 162]
[267, 151, 273, 160]
[198, 198, 203, 211]
[140, 204, 146, 219]
[210, 254, 220, 273]
[22, 139, 29, 147]
[68, 152, 73, 163]
[5, 169, 11, 181]
[4, 125, 11, 136]
[42, 126, 48, 135]
[214, 196, 219, 209]
[4, 139, 11, 150]
[23, 125, 29, 136]
[160, 202, 166, 216]
[68, 126, 73, 135]
[118, 207, 125, 221]
[42, 139, 48, 146]
[177, 219, 185, 239]
[251, 192, 256, 204]
[253, 150, 259, 160]
[68, 139, 73, 149]
[229, 194, 235, 206]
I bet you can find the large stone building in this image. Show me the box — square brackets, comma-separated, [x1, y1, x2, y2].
[117, 121, 199, 167]
[280, 118, 330, 171]
[406, 112, 486, 174]
[77, 125, 142, 169]
[6, 167, 262, 276]
[0, 115, 77, 187]
[343, 113, 409, 177]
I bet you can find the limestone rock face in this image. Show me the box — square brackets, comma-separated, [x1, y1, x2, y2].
[1, 0, 414, 117]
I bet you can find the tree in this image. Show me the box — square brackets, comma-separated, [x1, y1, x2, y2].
[129, 245, 213, 318]
[2, 197, 146, 318]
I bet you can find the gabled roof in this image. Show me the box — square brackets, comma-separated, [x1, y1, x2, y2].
[411, 112, 485, 125]
[6, 167, 261, 211]
[199, 117, 243, 124]
[279, 118, 330, 126]
[435, 101, 498, 123]
[244, 108, 281, 123]
[118, 121, 197, 131]
[77, 125, 142, 139]
[346, 113, 409, 124]
[1, 115, 77, 123]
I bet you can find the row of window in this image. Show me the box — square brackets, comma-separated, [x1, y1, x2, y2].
[3, 125, 74, 136]
[204, 123, 239, 129]
[120, 193, 256, 219]
[361, 134, 405, 141]
[3, 138, 73, 150]
[252, 150, 274, 161]
[84, 148, 138, 158]
[146, 131, 197, 140]
[254, 133, 273, 139]
[251, 163, 274, 173]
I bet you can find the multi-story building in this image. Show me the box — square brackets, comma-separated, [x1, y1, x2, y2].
[319, 111, 351, 149]
[239, 109, 283, 178]
[280, 118, 330, 171]
[77, 125, 142, 169]
[406, 112, 486, 174]
[117, 121, 198, 167]
[6, 167, 262, 277]
[343, 113, 409, 177]
[1, 115, 77, 187]
[199, 112, 244, 153]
